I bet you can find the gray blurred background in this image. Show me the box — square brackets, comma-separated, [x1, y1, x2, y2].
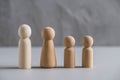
[0, 0, 120, 46]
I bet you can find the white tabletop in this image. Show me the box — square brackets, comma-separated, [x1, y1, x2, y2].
[0, 47, 120, 80]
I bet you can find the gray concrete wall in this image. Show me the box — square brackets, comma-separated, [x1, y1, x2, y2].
[0, 0, 120, 46]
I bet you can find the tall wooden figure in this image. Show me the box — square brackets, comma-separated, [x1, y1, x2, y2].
[18, 24, 32, 69]
[40, 27, 56, 68]
[64, 36, 75, 68]
[82, 35, 93, 68]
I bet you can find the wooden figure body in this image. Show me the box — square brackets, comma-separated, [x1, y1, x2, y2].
[18, 24, 32, 69]
[82, 35, 93, 68]
[40, 27, 56, 68]
[64, 36, 75, 68]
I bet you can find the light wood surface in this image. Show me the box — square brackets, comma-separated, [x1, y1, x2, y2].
[82, 35, 93, 68]
[64, 36, 75, 68]
[40, 27, 57, 68]
[18, 24, 32, 69]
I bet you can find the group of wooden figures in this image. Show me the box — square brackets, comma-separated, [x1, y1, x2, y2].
[18, 24, 93, 69]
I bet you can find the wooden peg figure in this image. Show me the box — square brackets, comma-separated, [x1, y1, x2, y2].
[82, 35, 93, 68]
[64, 36, 75, 68]
[18, 24, 32, 69]
[40, 27, 57, 68]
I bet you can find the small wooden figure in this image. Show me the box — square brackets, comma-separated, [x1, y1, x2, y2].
[18, 24, 32, 69]
[64, 36, 75, 68]
[40, 27, 57, 68]
[82, 35, 93, 68]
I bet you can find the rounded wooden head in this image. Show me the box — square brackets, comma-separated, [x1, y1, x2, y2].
[82, 35, 93, 47]
[18, 24, 31, 38]
[64, 36, 75, 47]
[41, 27, 55, 40]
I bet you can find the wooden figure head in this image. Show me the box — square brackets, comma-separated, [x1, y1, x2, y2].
[64, 36, 75, 47]
[82, 35, 93, 48]
[41, 27, 55, 40]
[18, 24, 31, 39]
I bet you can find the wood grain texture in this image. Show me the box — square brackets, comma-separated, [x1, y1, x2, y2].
[64, 36, 75, 68]
[40, 27, 57, 68]
[82, 35, 93, 68]
[18, 24, 32, 69]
